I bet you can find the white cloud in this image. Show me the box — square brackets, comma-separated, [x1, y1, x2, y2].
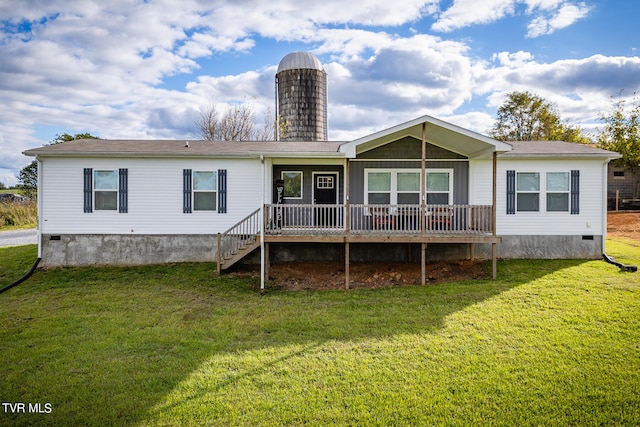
[432, 0, 590, 35]
[432, 0, 516, 32]
[526, 2, 591, 37]
[491, 51, 535, 67]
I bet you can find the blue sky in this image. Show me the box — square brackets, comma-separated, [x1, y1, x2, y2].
[1, 0, 639, 186]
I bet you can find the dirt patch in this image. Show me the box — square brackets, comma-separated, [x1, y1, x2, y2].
[608, 212, 640, 240]
[230, 212, 640, 291]
[264, 259, 488, 291]
[230, 259, 489, 291]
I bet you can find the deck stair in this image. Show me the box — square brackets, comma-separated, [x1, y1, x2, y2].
[216, 208, 261, 274]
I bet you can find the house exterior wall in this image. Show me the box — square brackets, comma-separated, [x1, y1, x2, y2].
[39, 156, 263, 235]
[272, 164, 344, 204]
[349, 160, 469, 204]
[38, 156, 263, 266]
[470, 157, 608, 259]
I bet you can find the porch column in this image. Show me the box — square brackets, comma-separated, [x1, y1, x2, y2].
[345, 159, 351, 290]
[421, 123, 427, 285]
[421, 122, 427, 236]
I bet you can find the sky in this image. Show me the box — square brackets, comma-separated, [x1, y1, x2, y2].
[1, 0, 639, 186]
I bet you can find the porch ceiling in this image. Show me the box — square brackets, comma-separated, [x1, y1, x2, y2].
[340, 115, 512, 159]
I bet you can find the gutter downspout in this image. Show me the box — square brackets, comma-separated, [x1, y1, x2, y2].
[37, 156, 42, 259]
[260, 154, 265, 292]
[602, 161, 608, 255]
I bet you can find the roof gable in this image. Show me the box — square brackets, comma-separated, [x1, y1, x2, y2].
[339, 115, 512, 159]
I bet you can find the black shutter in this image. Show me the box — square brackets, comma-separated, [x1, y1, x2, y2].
[570, 170, 580, 215]
[84, 168, 93, 213]
[506, 170, 516, 215]
[218, 169, 227, 213]
[119, 168, 128, 213]
[183, 169, 192, 213]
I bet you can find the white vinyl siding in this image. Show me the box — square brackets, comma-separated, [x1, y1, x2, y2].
[495, 159, 606, 236]
[39, 157, 261, 235]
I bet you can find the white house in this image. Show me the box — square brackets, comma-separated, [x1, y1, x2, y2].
[24, 114, 620, 287]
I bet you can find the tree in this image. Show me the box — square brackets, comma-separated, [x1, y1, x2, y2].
[597, 93, 640, 169]
[490, 91, 589, 143]
[18, 133, 99, 197]
[194, 100, 287, 141]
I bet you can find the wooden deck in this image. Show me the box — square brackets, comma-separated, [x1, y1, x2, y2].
[217, 204, 501, 286]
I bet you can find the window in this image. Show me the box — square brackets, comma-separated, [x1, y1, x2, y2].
[364, 169, 453, 205]
[546, 172, 570, 212]
[84, 168, 128, 213]
[397, 172, 420, 204]
[367, 171, 391, 204]
[507, 170, 579, 215]
[282, 171, 303, 199]
[316, 175, 334, 189]
[193, 171, 217, 211]
[183, 169, 227, 214]
[94, 170, 118, 210]
[426, 171, 452, 205]
[516, 172, 539, 212]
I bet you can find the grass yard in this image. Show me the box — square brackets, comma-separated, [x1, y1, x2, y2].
[0, 241, 639, 426]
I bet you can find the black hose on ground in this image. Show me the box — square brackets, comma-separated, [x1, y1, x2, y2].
[0, 257, 41, 294]
[603, 253, 638, 272]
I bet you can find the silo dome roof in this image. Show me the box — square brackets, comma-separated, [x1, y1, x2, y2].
[277, 51, 324, 73]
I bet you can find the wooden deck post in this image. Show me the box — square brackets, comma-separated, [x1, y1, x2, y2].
[421, 242, 427, 285]
[492, 242, 497, 280]
[265, 242, 270, 281]
[345, 159, 351, 290]
[345, 241, 350, 289]
[216, 233, 222, 275]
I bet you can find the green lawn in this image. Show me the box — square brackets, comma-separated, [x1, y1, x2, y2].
[1, 241, 639, 426]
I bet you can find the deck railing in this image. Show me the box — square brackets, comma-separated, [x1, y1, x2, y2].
[264, 204, 493, 235]
[218, 208, 261, 260]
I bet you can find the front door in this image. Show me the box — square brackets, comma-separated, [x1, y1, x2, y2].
[313, 173, 338, 226]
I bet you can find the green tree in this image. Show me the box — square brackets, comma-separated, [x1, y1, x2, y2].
[490, 91, 589, 143]
[597, 93, 640, 169]
[18, 133, 99, 197]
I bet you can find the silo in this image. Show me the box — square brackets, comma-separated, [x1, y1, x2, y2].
[275, 52, 328, 141]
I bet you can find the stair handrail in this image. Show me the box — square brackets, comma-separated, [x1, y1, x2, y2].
[217, 208, 261, 269]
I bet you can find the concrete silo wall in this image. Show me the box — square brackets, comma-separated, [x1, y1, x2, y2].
[277, 68, 327, 141]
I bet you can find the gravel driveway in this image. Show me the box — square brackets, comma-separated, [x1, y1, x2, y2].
[0, 228, 38, 247]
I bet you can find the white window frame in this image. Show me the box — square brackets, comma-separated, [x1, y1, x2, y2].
[425, 169, 454, 205]
[546, 172, 570, 213]
[94, 169, 118, 211]
[193, 170, 217, 212]
[281, 171, 303, 200]
[516, 172, 540, 212]
[364, 168, 454, 205]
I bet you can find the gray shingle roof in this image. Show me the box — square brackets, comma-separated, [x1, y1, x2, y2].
[24, 139, 345, 158]
[500, 141, 620, 159]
